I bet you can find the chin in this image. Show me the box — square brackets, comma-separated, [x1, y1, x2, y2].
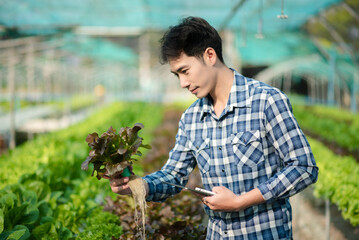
[195, 93, 206, 99]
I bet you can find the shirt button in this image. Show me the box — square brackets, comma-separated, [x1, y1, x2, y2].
[224, 231, 228, 234]
[218, 147, 222, 150]
[222, 169, 225, 172]
[217, 122, 222, 128]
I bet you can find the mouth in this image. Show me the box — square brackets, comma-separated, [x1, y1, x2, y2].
[189, 87, 199, 94]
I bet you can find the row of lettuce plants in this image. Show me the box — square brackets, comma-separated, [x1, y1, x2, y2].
[292, 104, 359, 226]
[0, 102, 164, 239]
[309, 136, 359, 226]
[0, 94, 97, 116]
[293, 104, 359, 152]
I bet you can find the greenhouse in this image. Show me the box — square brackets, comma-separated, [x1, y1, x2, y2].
[0, 0, 358, 239]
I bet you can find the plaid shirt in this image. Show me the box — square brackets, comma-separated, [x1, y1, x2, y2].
[143, 69, 318, 240]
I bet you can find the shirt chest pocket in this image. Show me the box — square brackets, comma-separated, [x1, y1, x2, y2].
[230, 130, 264, 168]
[189, 138, 211, 173]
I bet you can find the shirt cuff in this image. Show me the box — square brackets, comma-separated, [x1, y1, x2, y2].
[143, 176, 157, 202]
[257, 183, 275, 202]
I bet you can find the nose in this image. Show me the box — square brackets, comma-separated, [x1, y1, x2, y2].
[179, 76, 190, 89]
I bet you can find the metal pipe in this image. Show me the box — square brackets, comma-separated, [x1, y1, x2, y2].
[318, 15, 359, 69]
[219, 0, 247, 31]
[342, 2, 359, 23]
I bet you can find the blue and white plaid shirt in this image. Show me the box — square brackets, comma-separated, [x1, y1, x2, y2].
[143, 69, 318, 240]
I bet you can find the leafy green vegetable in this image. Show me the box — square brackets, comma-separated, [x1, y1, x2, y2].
[0, 102, 164, 239]
[0, 225, 30, 240]
[308, 136, 359, 226]
[292, 104, 359, 152]
[32, 222, 58, 239]
[0, 208, 3, 234]
[82, 124, 151, 179]
[76, 207, 122, 239]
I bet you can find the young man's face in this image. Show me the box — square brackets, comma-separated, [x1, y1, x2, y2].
[169, 52, 216, 99]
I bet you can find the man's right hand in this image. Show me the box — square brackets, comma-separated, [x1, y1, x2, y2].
[103, 172, 132, 195]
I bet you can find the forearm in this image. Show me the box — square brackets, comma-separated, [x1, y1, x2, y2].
[235, 188, 265, 211]
[142, 169, 189, 202]
[257, 163, 318, 202]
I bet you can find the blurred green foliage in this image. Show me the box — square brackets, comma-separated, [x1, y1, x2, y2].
[0, 102, 164, 239]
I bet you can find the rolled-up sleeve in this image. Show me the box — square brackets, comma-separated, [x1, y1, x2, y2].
[257, 90, 318, 202]
[143, 115, 197, 202]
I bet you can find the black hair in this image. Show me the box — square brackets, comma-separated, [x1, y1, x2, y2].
[159, 16, 224, 64]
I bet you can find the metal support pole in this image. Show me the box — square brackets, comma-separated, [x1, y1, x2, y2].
[255, 0, 264, 40]
[26, 40, 35, 100]
[327, 50, 336, 106]
[223, 30, 239, 69]
[27, 45, 35, 140]
[325, 199, 331, 240]
[308, 76, 316, 104]
[0, 71, 3, 94]
[315, 77, 320, 104]
[283, 71, 291, 93]
[139, 33, 151, 98]
[351, 72, 358, 113]
[311, 77, 316, 103]
[43, 50, 54, 102]
[321, 77, 326, 104]
[7, 48, 16, 149]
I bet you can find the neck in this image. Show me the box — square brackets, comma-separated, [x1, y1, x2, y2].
[210, 64, 234, 108]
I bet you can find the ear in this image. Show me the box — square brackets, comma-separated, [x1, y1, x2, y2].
[203, 47, 217, 66]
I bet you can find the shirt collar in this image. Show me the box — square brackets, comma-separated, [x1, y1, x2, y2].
[200, 68, 251, 120]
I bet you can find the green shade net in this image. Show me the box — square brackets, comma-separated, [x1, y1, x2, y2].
[236, 32, 319, 66]
[0, 0, 343, 32]
[58, 34, 137, 65]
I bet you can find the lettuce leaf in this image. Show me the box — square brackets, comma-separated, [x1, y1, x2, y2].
[81, 123, 151, 179]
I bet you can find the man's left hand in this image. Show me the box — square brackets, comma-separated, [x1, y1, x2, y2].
[202, 186, 265, 212]
[202, 186, 241, 211]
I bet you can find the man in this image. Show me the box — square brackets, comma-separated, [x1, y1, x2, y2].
[109, 17, 318, 239]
